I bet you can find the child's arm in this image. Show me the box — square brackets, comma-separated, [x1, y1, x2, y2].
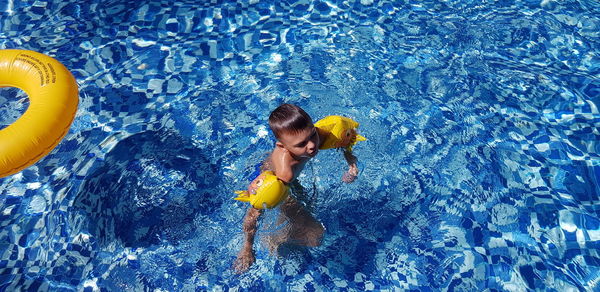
[272, 149, 294, 183]
[342, 148, 359, 183]
[233, 206, 263, 273]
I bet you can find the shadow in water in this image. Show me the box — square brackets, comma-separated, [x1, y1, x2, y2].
[316, 194, 420, 279]
[269, 169, 445, 287]
[71, 129, 221, 248]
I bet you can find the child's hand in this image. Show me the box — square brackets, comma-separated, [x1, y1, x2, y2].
[342, 164, 358, 183]
[233, 245, 255, 273]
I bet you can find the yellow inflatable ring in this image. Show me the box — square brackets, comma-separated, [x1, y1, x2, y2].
[0, 49, 78, 177]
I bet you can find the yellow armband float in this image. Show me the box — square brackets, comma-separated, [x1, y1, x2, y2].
[314, 115, 366, 150]
[234, 171, 289, 209]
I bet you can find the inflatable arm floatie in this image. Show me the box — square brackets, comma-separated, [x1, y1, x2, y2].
[234, 171, 289, 209]
[314, 115, 366, 150]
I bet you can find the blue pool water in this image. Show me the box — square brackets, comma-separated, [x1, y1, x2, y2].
[1, 0, 600, 290]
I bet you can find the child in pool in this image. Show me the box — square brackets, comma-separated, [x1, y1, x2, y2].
[233, 104, 361, 273]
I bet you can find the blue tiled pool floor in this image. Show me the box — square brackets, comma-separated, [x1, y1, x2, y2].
[1, 0, 600, 290]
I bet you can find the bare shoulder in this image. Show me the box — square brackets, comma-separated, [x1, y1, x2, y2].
[270, 147, 294, 183]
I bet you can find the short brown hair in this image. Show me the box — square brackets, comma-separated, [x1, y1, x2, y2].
[268, 104, 313, 139]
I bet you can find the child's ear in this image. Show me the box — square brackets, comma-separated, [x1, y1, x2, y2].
[276, 141, 285, 149]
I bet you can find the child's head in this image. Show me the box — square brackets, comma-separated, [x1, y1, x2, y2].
[268, 104, 313, 139]
[269, 104, 319, 159]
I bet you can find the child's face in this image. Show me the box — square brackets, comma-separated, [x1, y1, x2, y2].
[278, 126, 320, 159]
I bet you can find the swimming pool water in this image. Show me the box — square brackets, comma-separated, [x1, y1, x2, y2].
[1, 0, 599, 290]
